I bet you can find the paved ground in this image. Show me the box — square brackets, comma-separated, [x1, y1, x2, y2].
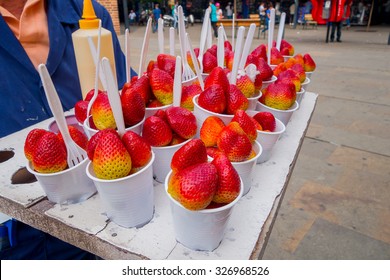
[118, 22, 390, 260]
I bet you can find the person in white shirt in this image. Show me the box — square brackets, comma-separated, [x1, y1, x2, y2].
[226, 2, 233, 19]
[216, 2, 223, 20]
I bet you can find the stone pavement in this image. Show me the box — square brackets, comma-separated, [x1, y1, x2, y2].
[118, 23, 390, 259]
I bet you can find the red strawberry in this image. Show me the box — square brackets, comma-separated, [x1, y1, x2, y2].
[207, 44, 218, 57]
[253, 111, 276, 132]
[232, 110, 257, 142]
[91, 92, 116, 130]
[146, 60, 158, 77]
[171, 138, 208, 173]
[147, 99, 164, 108]
[262, 82, 296, 110]
[24, 128, 48, 162]
[211, 152, 241, 204]
[86, 128, 118, 160]
[206, 146, 220, 158]
[280, 39, 294, 56]
[122, 75, 152, 105]
[170, 134, 187, 145]
[236, 73, 255, 98]
[142, 115, 173, 147]
[187, 48, 200, 72]
[277, 69, 301, 92]
[303, 53, 316, 72]
[198, 84, 226, 114]
[150, 68, 174, 105]
[217, 121, 252, 162]
[258, 58, 274, 81]
[181, 84, 202, 111]
[74, 100, 89, 124]
[225, 50, 234, 71]
[204, 66, 230, 95]
[270, 47, 284, 65]
[57, 125, 88, 150]
[153, 109, 168, 121]
[165, 107, 197, 139]
[200, 116, 226, 147]
[157, 54, 176, 78]
[84, 89, 103, 102]
[168, 162, 218, 210]
[202, 51, 218, 74]
[251, 44, 267, 61]
[273, 62, 287, 77]
[121, 89, 145, 127]
[226, 84, 249, 114]
[92, 130, 132, 179]
[224, 40, 233, 51]
[122, 130, 152, 171]
[293, 54, 305, 67]
[290, 63, 307, 83]
[32, 131, 67, 173]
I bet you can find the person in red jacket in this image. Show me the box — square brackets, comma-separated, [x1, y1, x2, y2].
[329, 0, 352, 42]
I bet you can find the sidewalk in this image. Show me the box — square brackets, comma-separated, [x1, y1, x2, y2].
[119, 23, 390, 259]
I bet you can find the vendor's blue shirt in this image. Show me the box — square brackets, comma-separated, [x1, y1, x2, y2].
[0, 0, 134, 138]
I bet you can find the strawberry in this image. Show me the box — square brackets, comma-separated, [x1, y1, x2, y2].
[204, 66, 230, 95]
[226, 84, 249, 114]
[232, 110, 257, 143]
[280, 39, 294, 56]
[150, 68, 174, 105]
[224, 40, 233, 51]
[157, 54, 176, 78]
[225, 50, 234, 71]
[57, 125, 88, 150]
[303, 53, 316, 72]
[147, 99, 164, 108]
[253, 111, 276, 132]
[24, 129, 48, 162]
[270, 47, 284, 65]
[251, 117, 263, 131]
[86, 128, 118, 160]
[284, 57, 298, 69]
[262, 82, 296, 110]
[202, 51, 218, 74]
[273, 62, 287, 77]
[171, 138, 208, 173]
[170, 134, 187, 145]
[32, 131, 67, 173]
[121, 89, 145, 127]
[198, 84, 226, 114]
[206, 146, 220, 158]
[293, 54, 305, 67]
[236, 72, 255, 98]
[122, 75, 152, 105]
[181, 84, 202, 111]
[207, 45, 218, 57]
[84, 89, 103, 101]
[251, 44, 267, 61]
[142, 115, 173, 147]
[277, 69, 301, 92]
[91, 92, 116, 130]
[187, 48, 200, 72]
[257, 58, 274, 81]
[153, 109, 168, 122]
[211, 153, 241, 204]
[200, 116, 226, 147]
[165, 107, 197, 139]
[92, 130, 132, 179]
[74, 100, 89, 124]
[217, 122, 252, 162]
[122, 130, 152, 171]
[290, 63, 307, 83]
[146, 60, 158, 77]
[168, 162, 218, 210]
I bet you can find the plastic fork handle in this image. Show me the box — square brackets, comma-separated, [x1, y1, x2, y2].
[87, 34, 107, 90]
[125, 28, 131, 83]
[276, 12, 286, 51]
[173, 56, 182, 107]
[239, 23, 256, 70]
[139, 18, 152, 76]
[187, 33, 204, 90]
[101, 57, 126, 136]
[38, 64, 73, 145]
[217, 27, 225, 68]
[230, 26, 245, 85]
[158, 18, 164, 54]
[178, 7, 188, 68]
[169, 27, 175, 56]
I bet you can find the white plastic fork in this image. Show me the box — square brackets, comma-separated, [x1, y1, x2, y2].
[198, 7, 211, 71]
[186, 33, 204, 90]
[38, 64, 87, 167]
[173, 56, 182, 107]
[178, 6, 195, 83]
[139, 18, 152, 77]
[158, 18, 164, 54]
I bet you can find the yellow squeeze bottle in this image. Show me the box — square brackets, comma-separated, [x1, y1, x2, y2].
[72, 0, 116, 98]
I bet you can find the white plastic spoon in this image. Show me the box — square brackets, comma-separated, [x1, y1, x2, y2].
[229, 26, 245, 85]
[276, 12, 286, 51]
[169, 27, 175, 56]
[239, 23, 256, 70]
[138, 18, 152, 77]
[158, 18, 164, 54]
[173, 56, 182, 107]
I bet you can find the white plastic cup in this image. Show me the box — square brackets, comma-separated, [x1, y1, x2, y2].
[283, 55, 293, 62]
[86, 153, 155, 228]
[145, 103, 173, 118]
[256, 101, 299, 126]
[261, 75, 277, 90]
[246, 111, 286, 163]
[165, 171, 243, 251]
[305, 71, 313, 79]
[152, 139, 192, 183]
[27, 158, 96, 205]
[193, 95, 234, 126]
[48, 115, 84, 134]
[83, 116, 144, 138]
[247, 91, 262, 111]
[301, 77, 310, 91]
[296, 88, 306, 105]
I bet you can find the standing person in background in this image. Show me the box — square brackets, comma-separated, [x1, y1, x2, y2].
[186, 0, 192, 16]
[172, 2, 178, 29]
[152, 3, 162, 33]
[0, 0, 135, 259]
[261, 2, 273, 34]
[226, 2, 233, 19]
[289, 1, 296, 25]
[129, 9, 137, 25]
[216, 2, 223, 20]
[259, 1, 266, 21]
[209, 0, 218, 37]
[329, 0, 350, 42]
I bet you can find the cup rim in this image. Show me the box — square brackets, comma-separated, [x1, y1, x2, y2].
[247, 90, 262, 101]
[193, 95, 235, 119]
[26, 157, 89, 177]
[257, 100, 300, 113]
[83, 115, 145, 133]
[164, 170, 244, 214]
[302, 77, 310, 86]
[86, 152, 155, 183]
[151, 137, 192, 150]
[246, 110, 286, 135]
[145, 103, 173, 112]
[262, 75, 277, 84]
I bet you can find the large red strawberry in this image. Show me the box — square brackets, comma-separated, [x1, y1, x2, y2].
[86, 128, 117, 160]
[253, 111, 276, 132]
[303, 53, 316, 72]
[171, 139, 208, 173]
[236, 72, 255, 98]
[74, 100, 89, 124]
[293, 54, 305, 68]
[200, 116, 226, 147]
[251, 44, 267, 61]
[258, 57, 274, 81]
[277, 69, 301, 92]
[273, 62, 287, 77]
[32, 131, 67, 173]
[262, 82, 296, 110]
[165, 107, 197, 139]
[217, 121, 252, 162]
[122, 75, 152, 105]
[224, 40, 233, 51]
[270, 47, 284, 65]
[290, 63, 307, 83]
[157, 53, 176, 78]
[122, 130, 152, 172]
[146, 60, 158, 77]
[225, 50, 234, 71]
[204, 67, 230, 95]
[198, 84, 226, 114]
[91, 92, 116, 130]
[92, 130, 132, 179]
[202, 51, 218, 74]
[168, 162, 218, 210]
[24, 128, 47, 161]
[280, 39, 294, 56]
[181, 84, 202, 111]
[211, 152, 241, 204]
[150, 68, 174, 105]
[57, 125, 88, 150]
[231, 110, 257, 143]
[226, 84, 249, 114]
[142, 115, 173, 146]
[121, 89, 145, 127]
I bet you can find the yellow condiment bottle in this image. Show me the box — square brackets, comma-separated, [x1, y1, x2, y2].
[72, 0, 116, 98]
